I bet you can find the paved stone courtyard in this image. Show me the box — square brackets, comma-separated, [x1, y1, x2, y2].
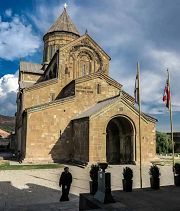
[0, 164, 176, 210]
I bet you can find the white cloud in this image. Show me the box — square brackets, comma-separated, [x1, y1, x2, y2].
[141, 71, 163, 103]
[29, 1, 64, 33]
[148, 48, 180, 112]
[29, 1, 81, 34]
[5, 9, 12, 17]
[141, 104, 163, 115]
[110, 50, 180, 115]
[150, 49, 180, 72]
[0, 72, 18, 116]
[0, 73, 18, 96]
[0, 14, 41, 60]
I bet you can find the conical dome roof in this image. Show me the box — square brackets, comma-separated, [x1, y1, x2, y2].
[46, 8, 80, 36]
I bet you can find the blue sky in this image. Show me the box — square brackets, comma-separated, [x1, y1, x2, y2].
[0, 0, 179, 132]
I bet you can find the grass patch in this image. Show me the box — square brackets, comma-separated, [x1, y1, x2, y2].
[0, 163, 63, 170]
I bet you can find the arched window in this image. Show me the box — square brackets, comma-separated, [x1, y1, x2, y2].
[65, 65, 69, 74]
[80, 54, 91, 77]
[51, 46, 55, 58]
[43, 45, 48, 62]
[97, 84, 101, 94]
[49, 46, 52, 60]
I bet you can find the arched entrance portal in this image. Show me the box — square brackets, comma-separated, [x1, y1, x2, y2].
[106, 116, 134, 164]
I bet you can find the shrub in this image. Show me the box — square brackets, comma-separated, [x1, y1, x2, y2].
[149, 165, 161, 178]
[123, 167, 133, 180]
[174, 163, 180, 175]
[156, 131, 172, 154]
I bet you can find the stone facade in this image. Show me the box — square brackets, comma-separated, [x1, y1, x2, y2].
[15, 8, 157, 164]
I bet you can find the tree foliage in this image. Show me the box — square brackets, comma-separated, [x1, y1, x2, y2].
[156, 131, 172, 154]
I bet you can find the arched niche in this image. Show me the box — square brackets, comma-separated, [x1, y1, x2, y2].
[106, 116, 135, 164]
[68, 56, 74, 78]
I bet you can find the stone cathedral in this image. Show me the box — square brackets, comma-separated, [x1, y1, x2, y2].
[15, 7, 157, 164]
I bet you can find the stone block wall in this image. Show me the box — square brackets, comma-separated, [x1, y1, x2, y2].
[23, 79, 60, 109]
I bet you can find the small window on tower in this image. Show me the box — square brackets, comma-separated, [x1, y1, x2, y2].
[65, 65, 69, 74]
[97, 84, 101, 94]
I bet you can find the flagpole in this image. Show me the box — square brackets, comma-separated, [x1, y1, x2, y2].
[168, 70, 175, 167]
[137, 62, 143, 189]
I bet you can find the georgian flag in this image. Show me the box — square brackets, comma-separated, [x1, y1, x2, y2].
[163, 79, 170, 109]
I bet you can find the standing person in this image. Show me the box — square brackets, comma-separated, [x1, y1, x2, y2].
[59, 167, 72, 201]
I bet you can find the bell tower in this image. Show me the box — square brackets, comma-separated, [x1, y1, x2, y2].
[43, 6, 80, 66]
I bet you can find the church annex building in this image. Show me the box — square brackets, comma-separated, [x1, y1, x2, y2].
[15, 8, 157, 164]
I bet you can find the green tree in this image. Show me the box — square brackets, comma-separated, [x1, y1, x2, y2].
[156, 131, 172, 154]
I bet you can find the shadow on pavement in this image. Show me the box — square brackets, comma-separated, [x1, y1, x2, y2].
[0, 181, 79, 210]
[112, 185, 180, 210]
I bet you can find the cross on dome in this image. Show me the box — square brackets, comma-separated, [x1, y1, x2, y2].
[64, 3, 68, 9]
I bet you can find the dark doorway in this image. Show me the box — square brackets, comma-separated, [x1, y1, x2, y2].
[106, 116, 134, 164]
[106, 121, 120, 163]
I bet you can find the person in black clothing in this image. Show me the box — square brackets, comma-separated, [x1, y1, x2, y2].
[59, 167, 72, 201]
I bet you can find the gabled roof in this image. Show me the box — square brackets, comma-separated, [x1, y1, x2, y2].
[46, 8, 80, 36]
[60, 34, 111, 60]
[73, 94, 157, 123]
[73, 95, 120, 120]
[20, 61, 43, 74]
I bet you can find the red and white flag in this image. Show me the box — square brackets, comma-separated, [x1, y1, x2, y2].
[163, 78, 170, 109]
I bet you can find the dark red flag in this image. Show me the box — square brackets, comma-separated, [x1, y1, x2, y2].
[163, 79, 170, 109]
